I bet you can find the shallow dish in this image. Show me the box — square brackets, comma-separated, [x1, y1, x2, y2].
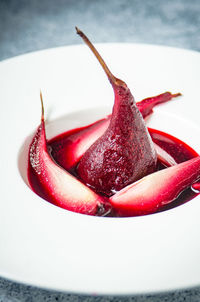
[0, 43, 200, 295]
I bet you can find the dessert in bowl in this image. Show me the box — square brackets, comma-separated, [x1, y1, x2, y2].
[26, 29, 200, 217]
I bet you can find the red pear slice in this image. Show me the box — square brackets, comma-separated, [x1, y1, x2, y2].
[110, 156, 200, 216]
[136, 92, 181, 118]
[50, 92, 180, 170]
[28, 93, 107, 215]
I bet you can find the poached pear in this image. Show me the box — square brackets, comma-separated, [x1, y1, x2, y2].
[76, 28, 157, 195]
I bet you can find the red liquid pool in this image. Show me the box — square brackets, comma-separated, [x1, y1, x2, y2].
[28, 119, 199, 217]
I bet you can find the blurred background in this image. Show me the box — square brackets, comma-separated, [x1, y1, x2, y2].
[0, 0, 200, 301]
[0, 0, 200, 61]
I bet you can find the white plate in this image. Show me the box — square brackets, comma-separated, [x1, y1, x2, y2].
[0, 43, 200, 296]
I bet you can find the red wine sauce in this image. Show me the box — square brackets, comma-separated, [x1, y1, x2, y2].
[28, 123, 199, 217]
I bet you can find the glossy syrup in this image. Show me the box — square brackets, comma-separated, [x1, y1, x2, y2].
[28, 122, 199, 217]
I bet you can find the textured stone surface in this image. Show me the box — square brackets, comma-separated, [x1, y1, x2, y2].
[0, 0, 200, 301]
[0, 0, 200, 61]
[1, 276, 200, 302]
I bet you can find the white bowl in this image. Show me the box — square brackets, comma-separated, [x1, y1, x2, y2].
[0, 43, 200, 295]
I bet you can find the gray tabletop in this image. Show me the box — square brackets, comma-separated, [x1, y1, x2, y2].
[1, 0, 200, 301]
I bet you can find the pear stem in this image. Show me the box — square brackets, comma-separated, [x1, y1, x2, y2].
[40, 90, 44, 122]
[76, 27, 118, 86]
[172, 93, 182, 98]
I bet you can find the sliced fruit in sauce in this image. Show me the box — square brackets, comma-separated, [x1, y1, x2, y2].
[27, 28, 199, 217]
[29, 115, 199, 216]
[28, 92, 109, 216]
[109, 156, 200, 216]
